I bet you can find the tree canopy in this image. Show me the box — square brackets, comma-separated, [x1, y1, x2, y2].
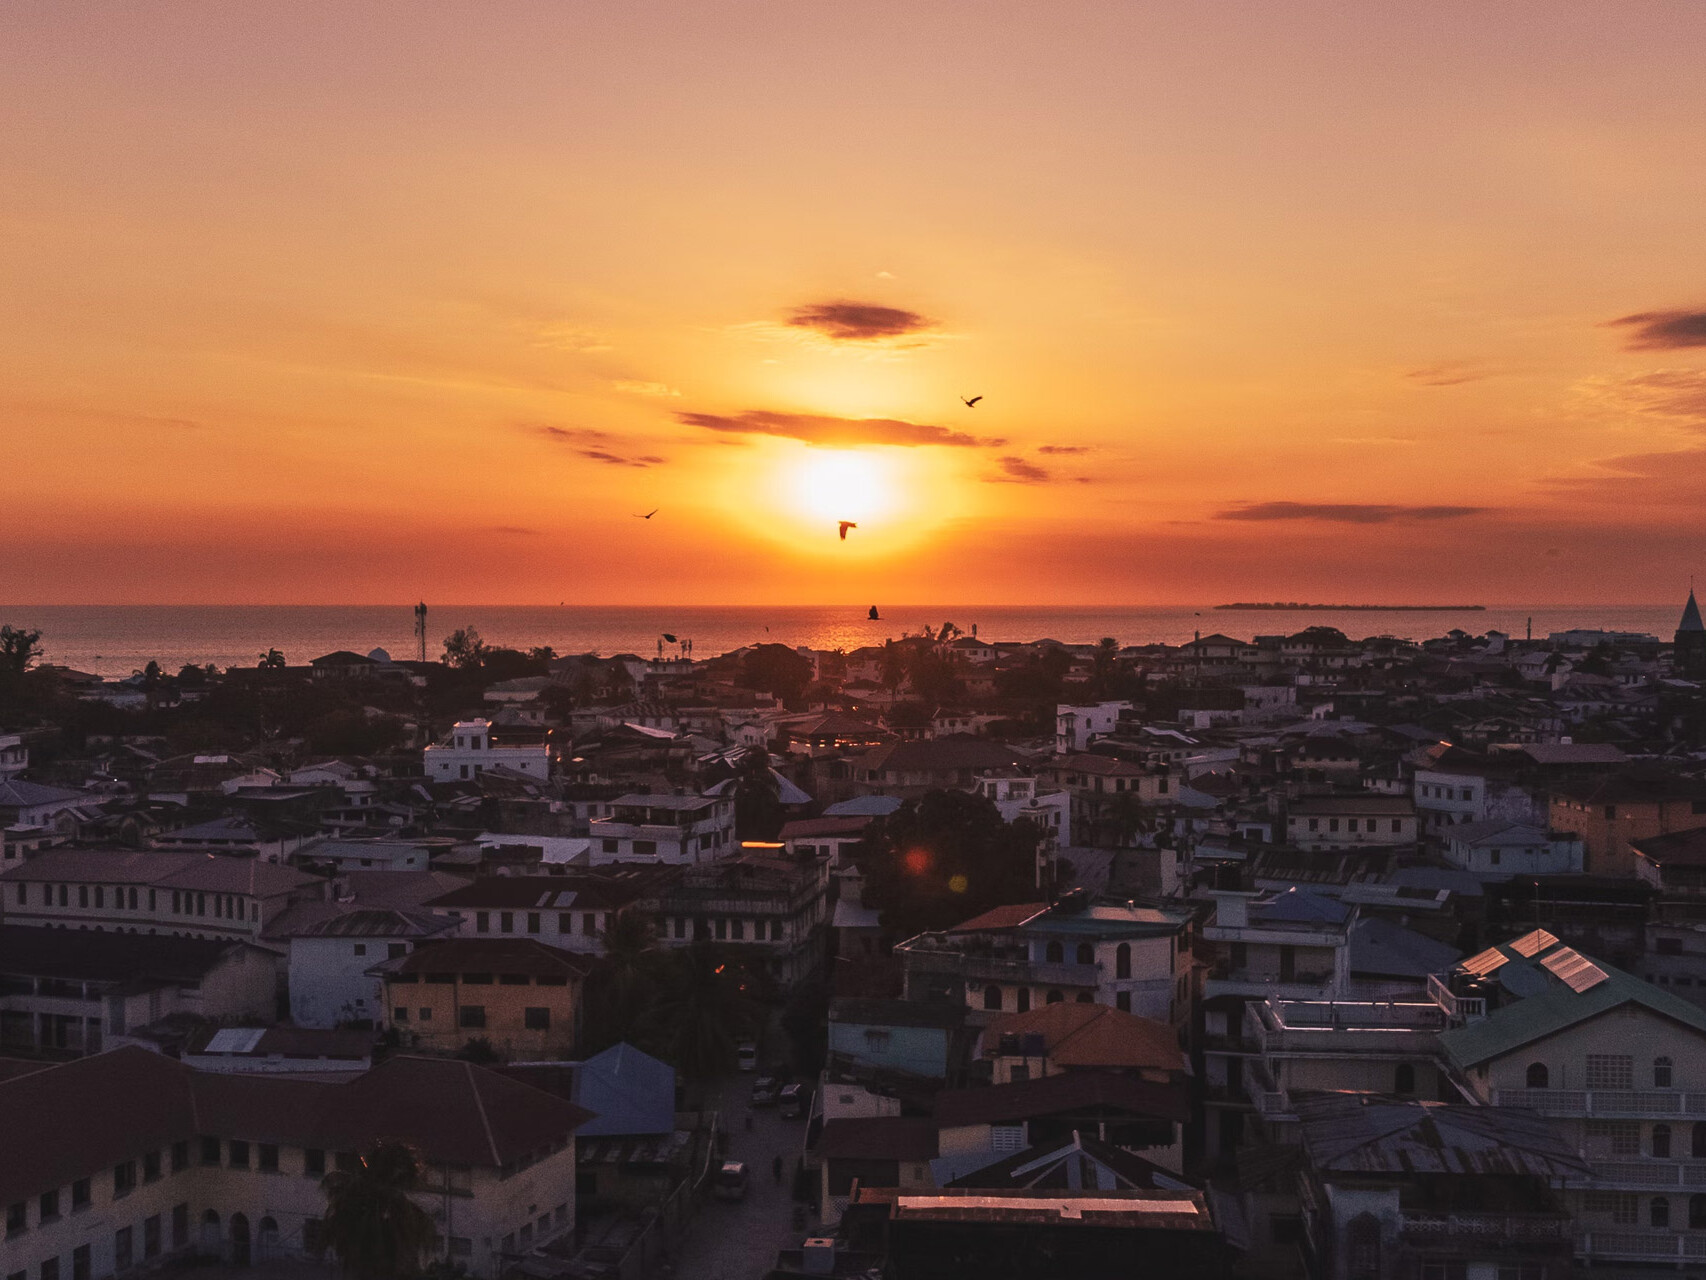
[856, 789, 1042, 939]
[738, 643, 812, 703]
[319, 1142, 436, 1280]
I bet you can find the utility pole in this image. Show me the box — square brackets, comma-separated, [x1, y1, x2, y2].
[414, 602, 428, 663]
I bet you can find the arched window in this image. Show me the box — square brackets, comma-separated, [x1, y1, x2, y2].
[1346, 1213, 1381, 1280]
[1076, 943, 1094, 966]
[1655, 1124, 1673, 1159]
[1691, 1195, 1706, 1229]
[1657, 1057, 1675, 1089]
[1653, 1198, 1671, 1229]
[202, 1211, 220, 1226]
[1045, 941, 1064, 964]
[1116, 943, 1132, 980]
[1526, 1062, 1549, 1089]
[983, 984, 1003, 1011]
[1046, 989, 1064, 1004]
[1395, 1064, 1416, 1095]
[1075, 990, 1094, 1003]
[1016, 987, 1031, 1014]
[1694, 1122, 1706, 1159]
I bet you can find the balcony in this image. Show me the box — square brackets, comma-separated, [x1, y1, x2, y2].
[1205, 963, 1337, 1000]
[1572, 1160, 1706, 1190]
[1247, 999, 1446, 1057]
[1491, 1088, 1706, 1118]
[1403, 1212, 1568, 1243]
[1578, 1231, 1706, 1262]
[895, 940, 1101, 988]
[1427, 973, 1485, 1021]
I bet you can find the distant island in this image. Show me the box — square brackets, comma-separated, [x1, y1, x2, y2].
[1216, 602, 1486, 612]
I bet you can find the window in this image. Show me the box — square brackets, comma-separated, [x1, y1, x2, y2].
[115, 1226, 133, 1271]
[40, 1262, 59, 1280]
[114, 1160, 136, 1197]
[1657, 1056, 1674, 1088]
[258, 1144, 279, 1172]
[524, 1007, 551, 1031]
[70, 1181, 88, 1212]
[1587, 1055, 1633, 1090]
[583, 912, 598, 936]
[601, 839, 618, 854]
[499, 912, 514, 933]
[476, 912, 490, 933]
[1346, 1213, 1380, 1280]
[1116, 991, 1131, 1012]
[143, 1216, 160, 1259]
[991, 1125, 1025, 1152]
[1395, 1064, 1416, 1095]
[394, 1006, 410, 1021]
[1654, 1124, 1672, 1158]
[633, 840, 656, 857]
[72, 1246, 89, 1280]
[388, 943, 406, 959]
[770, 920, 783, 941]
[1075, 942, 1093, 965]
[172, 1204, 188, 1250]
[730, 919, 744, 941]
[1695, 1123, 1706, 1159]
[1588, 1120, 1641, 1156]
[170, 1141, 188, 1173]
[419, 1007, 431, 1020]
[460, 1006, 486, 1028]
[527, 912, 541, 934]
[38, 1192, 57, 1224]
[1045, 941, 1064, 963]
[983, 984, 1003, 1011]
[1116, 943, 1131, 980]
[1420, 1266, 1465, 1280]
[1652, 1197, 1670, 1229]
[228, 1141, 249, 1169]
[305, 1149, 326, 1176]
[1016, 987, 1030, 1013]
[353, 943, 366, 957]
[1526, 1062, 1549, 1088]
[1046, 989, 1064, 1004]
[1691, 1195, 1706, 1230]
[5, 1202, 23, 1237]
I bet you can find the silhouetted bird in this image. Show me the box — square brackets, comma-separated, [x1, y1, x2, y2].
[961, 395, 983, 408]
[868, 605, 880, 620]
[634, 509, 658, 519]
[662, 633, 678, 643]
[838, 521, 857, 540]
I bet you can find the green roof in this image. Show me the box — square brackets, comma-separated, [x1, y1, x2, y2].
[1439, 940, 1706, 1071]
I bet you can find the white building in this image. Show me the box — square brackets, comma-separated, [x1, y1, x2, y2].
[0, 734, 27, 780]
[1442, 819, 1584, 877]
[283, 909, 455, 1028]
[587, 793, 735, 864]
[424, 719, 550, 783]
[970, 772, 1072, 853]
[1054, 701, 1132, 753]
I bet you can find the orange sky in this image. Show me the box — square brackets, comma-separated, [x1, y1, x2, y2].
[4, 1, 1706, 604]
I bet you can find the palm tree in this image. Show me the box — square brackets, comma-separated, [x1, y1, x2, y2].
[637, 945, 760, 1104]
[585, 911, 663, 1050]
[319, 1142, 436, 1280]
[731, 746, 785, 840]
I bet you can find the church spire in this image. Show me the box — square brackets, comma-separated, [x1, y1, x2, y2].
[1681, 588, 1704, 634]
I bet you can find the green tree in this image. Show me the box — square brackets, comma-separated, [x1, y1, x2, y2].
[0, 626, 44, 675]
[857, 789, 1042, 938]
[442, 627, 489, 669]
[319, 1142, 437, 1280]
[527, 645, 557, 665]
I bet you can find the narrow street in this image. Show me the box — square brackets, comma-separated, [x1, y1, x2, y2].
[669, 1072, 814, 1280]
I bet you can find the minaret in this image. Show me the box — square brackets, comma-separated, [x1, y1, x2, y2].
[1675, 587, 1706, 677]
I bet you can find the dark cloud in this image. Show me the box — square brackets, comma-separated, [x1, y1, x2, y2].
[678, 409, 994, 448]
[530, 424, 610, 444]
[484, 525, 540, 536]
[578, 449, 665, 468]
[1037, 444, 1091, 455]
[1607, 310, 1706, 350]
[529, 424, 664, 467]
[785, 300, 935, 342]
[987, 456, 1051, 484]
[1215, 502, 1491, 524]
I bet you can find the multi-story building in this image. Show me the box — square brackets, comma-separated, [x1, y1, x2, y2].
[1055, 702, 1133, 753]
[1633, 828, 1706, 1008]
[0, 1046, 590, 1280]
[0, 734, 28, 780]
[281, 909, 455, 1029]
[1441, 819, 1584, 877]
[424, 718, 550, 784]
[423, 868, 675, 955]
[587, 793, 735, 864]
[895, 892, 1193, 1026]
[1438, 928, 1706, 1270]
[643, 850, 829, 985]
[375, 938, 589, 1059]
[0, 848, 324, 942]
[1549, 771, 1706, 878]
[1283, 795, 1417, 852]
[969, 772, 1072, 853]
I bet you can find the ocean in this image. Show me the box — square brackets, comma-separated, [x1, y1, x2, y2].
[0, 604, 1686, 679]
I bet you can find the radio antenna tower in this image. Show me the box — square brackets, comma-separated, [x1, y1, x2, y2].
[414, 602, 428, 663]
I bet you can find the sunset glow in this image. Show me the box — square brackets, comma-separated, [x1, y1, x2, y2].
[3, 2, 1705, 604]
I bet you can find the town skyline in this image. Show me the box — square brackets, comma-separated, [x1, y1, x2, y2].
[6, 2, 1706, 604]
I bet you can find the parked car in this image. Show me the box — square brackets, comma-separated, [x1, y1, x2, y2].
[780, 1083, 809, 1118]
[736, 1040, 758, 1071]
[750, 1075, 781, 1106]
[712, 1160, 749, 1202]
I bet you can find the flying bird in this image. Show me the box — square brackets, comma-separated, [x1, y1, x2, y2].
[662, 633, 677, 643]
[961, 395, 983, 408]
[838, 521, 857, 541]
[633, 509, 658, 519]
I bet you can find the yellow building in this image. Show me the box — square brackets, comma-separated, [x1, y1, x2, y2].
[378, 938, 589, 1059]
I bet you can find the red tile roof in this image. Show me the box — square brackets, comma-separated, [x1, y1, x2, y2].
[946, 903, 1048, 933]
[981, 1003, 1184, 1074]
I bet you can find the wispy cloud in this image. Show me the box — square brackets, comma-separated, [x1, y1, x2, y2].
[533, 325, 613, 354]
[1405, 361, 1493, 386]
[1574, 368, 1706, 425]
[987, 456, 1051, 484]
[1037, 444, 1091, 455]
[613, 380, 682, 398]
[484, 525, 540, 536]
[1606, 310, 1706, 350]
[1327, 436, 1418, 446]
[1214, 502, 1491, 524]
[530, 424, 665, 467]
[678, 409, 997, 448]
[785, 299, 935, 342]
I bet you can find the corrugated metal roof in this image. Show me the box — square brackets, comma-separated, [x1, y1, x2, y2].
[1296, 1096, 1588, 1178]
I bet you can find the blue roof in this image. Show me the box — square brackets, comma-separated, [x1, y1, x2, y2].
[1350, 917, 1461, 979]
[824, 795, 904, 817]
[571, 1042, 676, 1137]
[1253, 887, 1349, 925]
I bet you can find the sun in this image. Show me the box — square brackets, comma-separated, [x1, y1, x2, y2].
[786, 449, 896, 525]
